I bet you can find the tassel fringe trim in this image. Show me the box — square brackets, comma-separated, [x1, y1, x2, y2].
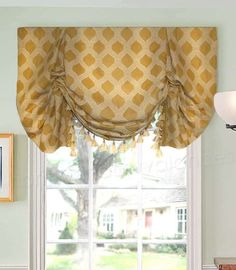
[69, 104, 166, 157]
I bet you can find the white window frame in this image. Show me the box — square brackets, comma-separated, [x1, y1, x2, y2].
[28, 137, 201, 270]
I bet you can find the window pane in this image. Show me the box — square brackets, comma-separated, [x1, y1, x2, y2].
[95, 243, 137, 270]
[46, 244, 88, 270]
[47, 190, 89, 240]
[45, 134, 190, 270]
[95, 189, 138, 239]
[142, 190, 186, 239]
[141, 136, 187, 188]
[46, 138, 90, 186]
[142, 244, 186, 270]
[93, 143, 138, 188]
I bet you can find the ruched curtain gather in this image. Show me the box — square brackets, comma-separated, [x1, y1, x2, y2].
[17, 27, 217, 153]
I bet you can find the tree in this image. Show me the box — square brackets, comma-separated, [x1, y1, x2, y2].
[46, 136, 117, 242]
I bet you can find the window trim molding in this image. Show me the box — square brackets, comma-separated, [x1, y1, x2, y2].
[28, 140, 46, 270]
[28, 137, 202, 270]
[187, 137, 202, 270]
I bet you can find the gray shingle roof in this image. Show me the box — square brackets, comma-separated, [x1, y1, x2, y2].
[99, 189, 186, 210]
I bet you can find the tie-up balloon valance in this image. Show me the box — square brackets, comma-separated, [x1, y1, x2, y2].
[17, 27, 217, 154]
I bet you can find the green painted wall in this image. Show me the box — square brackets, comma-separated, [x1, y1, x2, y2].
[0, 7, 28, 265]
[0, 7, 236, 267]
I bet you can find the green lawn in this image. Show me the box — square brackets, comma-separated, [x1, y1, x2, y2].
[47, 251, 186, 270]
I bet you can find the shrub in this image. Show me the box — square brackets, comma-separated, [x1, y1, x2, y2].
[55, 223, 77, 255]
[155, 244, 186, 254]
[108, 243, 137, 252]
[116, 231, 126, 239]
[97, 232, 114, 239]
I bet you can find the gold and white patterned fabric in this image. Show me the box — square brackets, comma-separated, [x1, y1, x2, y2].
[17, 27, 217, 153]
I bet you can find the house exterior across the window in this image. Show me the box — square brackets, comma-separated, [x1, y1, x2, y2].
[97, 188, 187, 239]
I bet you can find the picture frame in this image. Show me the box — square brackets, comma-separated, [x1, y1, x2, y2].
[0, 134, 13, 202]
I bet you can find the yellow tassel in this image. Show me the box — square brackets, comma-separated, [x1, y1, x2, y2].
[70, 146, 78, 157]
[148, 123, 153, 129]
[156, 147, 163, 158]
[79, 127, 86, 136]
[143, 129, 149, 136]
[137, 134, 144, 144]
[151, 142, 163, 157]
[118, 141, 127, 153]
[156, 120, 163, 128]
[130, 137, 136, 148]
[85, 132, 92, 143]
[110, 141, 117, 154]
[151, 142, 158, 150]
[98, 140, 109, 152]
[154, 129, 160, 136]
[91, 135, 98, 147]
[153, 136, 157, 142]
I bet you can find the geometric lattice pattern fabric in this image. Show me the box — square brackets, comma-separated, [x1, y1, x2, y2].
[17, 27, 217, 153]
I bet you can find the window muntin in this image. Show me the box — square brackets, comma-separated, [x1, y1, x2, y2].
[45, 132, 187, 270]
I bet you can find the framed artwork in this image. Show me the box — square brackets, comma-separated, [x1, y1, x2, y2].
[0, 134, 13, 202]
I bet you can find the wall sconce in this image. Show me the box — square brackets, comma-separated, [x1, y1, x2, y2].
[214, 91, 236, 131]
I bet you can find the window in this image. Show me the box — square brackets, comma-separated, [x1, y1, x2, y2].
[29, 132, 201, 270]
[177, 208, 187, 235]
[102, 213, 114, 233]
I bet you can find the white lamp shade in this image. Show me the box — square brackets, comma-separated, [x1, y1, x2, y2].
[214, 91, 236, 125]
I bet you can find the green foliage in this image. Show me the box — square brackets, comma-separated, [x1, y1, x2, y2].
[55, 223, 77, 255]
[116, 231, 126, 239]
[46, 158, 60, 166]
[47, 251, 186, 270]
[108, 243, 137, 252]
[142, 236, 186, 255]
[126, 243, 137, 252]
[47, 256, 74, 270]
[121, 163, 137, 178]
[156, 244, 186, 255]
[67, 214, 77, 234]
[97, 230, 126, 240]
[97, 232, 114, 239]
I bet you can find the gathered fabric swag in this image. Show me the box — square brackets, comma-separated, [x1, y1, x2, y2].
[17, 27, 217, 154]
